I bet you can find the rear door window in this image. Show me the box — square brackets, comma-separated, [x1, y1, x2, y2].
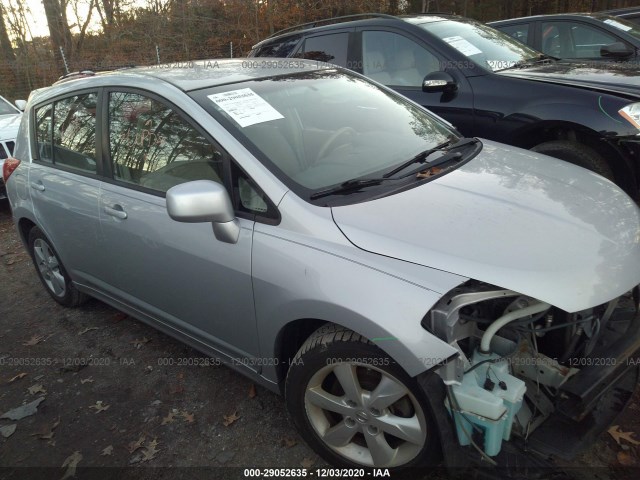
[34, 93, 97, 172]
[498, 23, 531, 44]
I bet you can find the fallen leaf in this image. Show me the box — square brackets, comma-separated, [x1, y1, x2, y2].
[281, 437, 297, 448]
[608, 425, 640, 446]
[222, 411, 240, 427]
[416, 166, 443, 179]
[28, 384, 47, 395]
[161, 411, 176, 425]
[88, 401, 110, 413]
[1, 397, 45, 420]
[140, 438, 160, 462]
[130, 337, 150, 349]
[7, 372, 27, 383]
[0, 424, 16, 438]
[60, 451, 82, 480]
[23, 335, 45, 346]
[32, 417, 60, 440]
[101, 445, 114, 456]
[78, 327, 99, 336]
[181, 411, 195, 424]
[128, 435, 146, 454]
[617, 450, 637, 466]
[80, 377, 94, 384]
[300, 457, 315, 469]
[248, 384, 257, 399]
[169, 384, 184, 395]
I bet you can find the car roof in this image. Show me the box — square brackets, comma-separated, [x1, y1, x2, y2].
[33, 59, 333, 102]
[253, 13, 466, 49]
[489, 12, 623, 25]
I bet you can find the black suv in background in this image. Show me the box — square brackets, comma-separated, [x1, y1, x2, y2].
[250, 14, 640, 197]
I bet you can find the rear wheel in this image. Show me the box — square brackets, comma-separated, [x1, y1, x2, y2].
[531, 140, 614, 181]
[28, 226, 87, 307]
[285, 324, 440, 469]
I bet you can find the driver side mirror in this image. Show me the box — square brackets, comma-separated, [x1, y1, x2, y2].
[15, 100, 27, 111]
[422, 71, 458, 93]
[600, 42, 634, 58]
[166, 180, 240, 244]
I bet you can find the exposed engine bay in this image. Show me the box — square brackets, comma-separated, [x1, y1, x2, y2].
[426, 281, 640, 459]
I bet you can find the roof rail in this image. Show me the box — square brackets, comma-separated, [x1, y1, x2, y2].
[267, 13, 397, 39]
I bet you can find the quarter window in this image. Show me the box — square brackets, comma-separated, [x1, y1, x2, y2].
[108, 92, 224, 193]
[35, 105, 53, 163]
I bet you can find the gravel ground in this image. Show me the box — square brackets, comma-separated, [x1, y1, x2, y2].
[0, 199, 639, 480]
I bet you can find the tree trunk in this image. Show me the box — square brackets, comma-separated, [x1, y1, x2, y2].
[0, 5, 16, 65]
[42, 0, 73, 71]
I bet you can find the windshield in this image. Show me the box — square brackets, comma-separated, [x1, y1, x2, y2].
[415, 18, 543, 71]
[191, 70, 455, 196]
[594, 14, 640, 40]
[0, 96, 19, 116]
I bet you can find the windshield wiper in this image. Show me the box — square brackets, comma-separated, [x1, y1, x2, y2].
[383, 137, 479, 179]
[309, 177, 396, 200]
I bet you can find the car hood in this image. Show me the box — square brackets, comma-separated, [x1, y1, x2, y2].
[0, 113, 22, 140]
[497, 61, 640, 98]
[331, 140, 640, 312]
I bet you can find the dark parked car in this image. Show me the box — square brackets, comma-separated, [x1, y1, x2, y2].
[489, 13, 640, 62]
[251, 13, 640, 198]
[601, 6, 640, 24]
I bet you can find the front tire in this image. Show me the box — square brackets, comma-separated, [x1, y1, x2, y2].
[530, 140, 614, 181]
[285, 324, 440, 469]
[28, 226, 87, 307]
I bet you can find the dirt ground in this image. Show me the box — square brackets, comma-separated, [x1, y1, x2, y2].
[0, 199, 639, 480]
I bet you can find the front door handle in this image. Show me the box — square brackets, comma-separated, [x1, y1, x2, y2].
[104, 204, 128, 220]
[30, 181, 45, 191]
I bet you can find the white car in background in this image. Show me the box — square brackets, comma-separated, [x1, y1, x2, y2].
[0, 94, 25, 199]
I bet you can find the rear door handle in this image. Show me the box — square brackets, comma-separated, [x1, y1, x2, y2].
[104, 204, 128, 220]
[30, 181, 45, 191]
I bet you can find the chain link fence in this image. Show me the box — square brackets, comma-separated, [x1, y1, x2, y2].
[0, 42, 239, 103]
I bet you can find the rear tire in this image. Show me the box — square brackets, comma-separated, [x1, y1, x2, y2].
[531, 140, 614, 181]
[285, 324, 441, 470]
[28, 226, 87, 307]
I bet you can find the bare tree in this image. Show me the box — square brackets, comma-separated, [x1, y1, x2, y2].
[42, 0, 73, 67]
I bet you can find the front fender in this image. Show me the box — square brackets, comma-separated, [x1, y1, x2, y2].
[252, 226, 464, 382]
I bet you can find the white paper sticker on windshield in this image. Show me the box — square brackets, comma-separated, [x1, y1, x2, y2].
[603, 19, 633, 31]
[443, 36, 483, 56]
[207, 88, 284, 127]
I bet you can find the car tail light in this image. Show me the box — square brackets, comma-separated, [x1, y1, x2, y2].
[2, 158, 21, 183]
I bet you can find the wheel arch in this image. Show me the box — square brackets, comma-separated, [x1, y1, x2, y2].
[17, 216, 37, 248]
[509, 120, 638, 195]
[268, 307, 457, 394]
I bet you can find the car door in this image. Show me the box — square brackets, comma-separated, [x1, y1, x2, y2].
[28, 92, 103, 285]
[354, 28, 476, 136]
[96, 89, 259, 363]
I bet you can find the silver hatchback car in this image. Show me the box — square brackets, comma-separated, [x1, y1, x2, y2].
[4, 60, 640, 472]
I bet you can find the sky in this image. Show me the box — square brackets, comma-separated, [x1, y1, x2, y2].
[17, 0, 107, 40]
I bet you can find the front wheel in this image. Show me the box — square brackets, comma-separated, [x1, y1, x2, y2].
[285, 324, 441, 469]
[530, 140, 614, 181]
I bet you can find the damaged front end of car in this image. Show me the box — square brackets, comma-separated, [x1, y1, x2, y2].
[423, 281, 640, 463]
